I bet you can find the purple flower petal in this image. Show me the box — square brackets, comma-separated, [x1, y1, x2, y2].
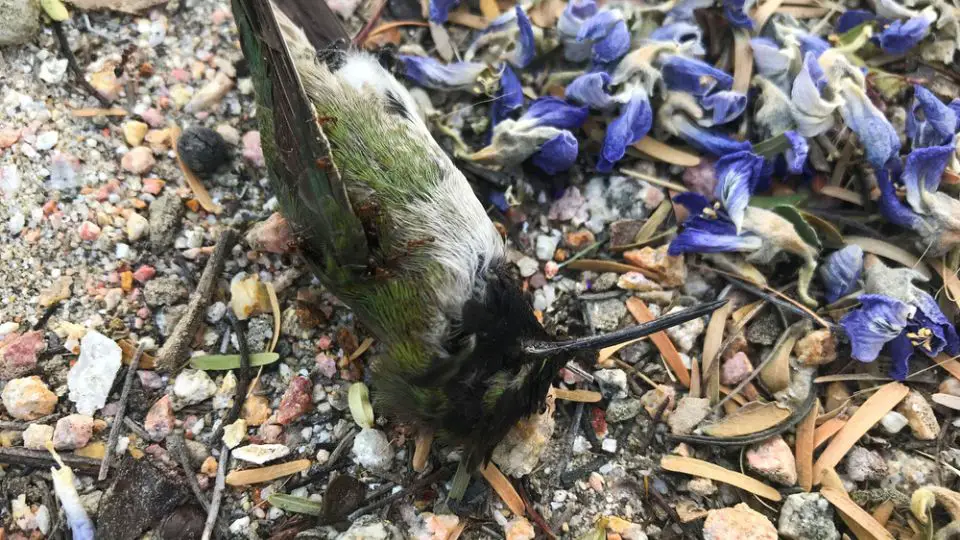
[819, 245, 864, 303]
[902, 143, 954, 213]
[840, 294, 914, 362]
[674, 192, 712, 215]
[878, 17, 931, 55]
[796, 32, 831, 59]
[597, 88, 653, 171]
[837, 82, 901, 168]
[429, 0, 462, 23]
[885, 332, 914, 380]
[513, 6, 536, 68]
[723, 0, 754, 29]
[702, 91, 747, 125]
[876, 166, 926, 231]
[911, 290, 960, 357]
[531, 131, 579, 174]
[949, 99, 960, 130]
[558, 0, 598, 62]
[649, 22, 703, 47]
[907, 85, 958, 148]
[836, 10, 877, 33]
[668, 217, 762, 255]
[714, 150, 764, 231]
[593, 19, 631, 63]
[784, 131, 809, 174]
[665, 0, 715, 23]
[577, 10, 620, 41]
[565, 72, 615, 110]
[675, 117, 752, 156]
[399, 56, 486, 91]
[491, 65, 523, 128]
[751, 38, 793, 81]
[524, 97, 590, 130]
[661, 55, 734, 96]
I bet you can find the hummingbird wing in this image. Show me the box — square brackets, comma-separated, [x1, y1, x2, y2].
[270, 0, 349, 50]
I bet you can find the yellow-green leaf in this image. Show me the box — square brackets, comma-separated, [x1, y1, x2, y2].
[41, 0, 69, 21]
[189, 352, 280, 370]
[349, 382, 375, 429]
[268, 493, 324, 516]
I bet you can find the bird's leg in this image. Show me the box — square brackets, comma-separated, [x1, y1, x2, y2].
[413, 428, 434, 473]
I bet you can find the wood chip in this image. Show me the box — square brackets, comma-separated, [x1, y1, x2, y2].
[813, 417, 846, 449]
[660, 455, 782, 501]
[701, 401, 792, 438]
[225, 459, 311, 486]
[796, 401, 818, 492]
[481, 462, 525, 516]
[932, 393, 960, 410]
[821, 488, 895, 540]
[632, 137, 701, 167]
[626, 298, 690, 388]
[844, 236, 932, 280]
[553, 388, 603, 403]
[702, 301, 733, 404]
[872, 500, 895, 526]
[813, 383, 908, 484]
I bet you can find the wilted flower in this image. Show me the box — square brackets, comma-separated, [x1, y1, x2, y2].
[714, 150, 765, 231]
[840, 294, 915, 363]
[907, 85, 957, 148]
[783, 131, 809, 174]
[818, 244, 863, 302]
[557, 0, 599, 62]
[878, 16, 932, 54]
[660, 93, 752, 155]
[465, 6, 537, 68]
[836, 80, 900, 168]
[597, 85, 653, 171]
[565, 72, 616, 110]
[751, 37, 798, 90]
[399, 56, 487, 91]
[491, 65, 523, 128]
[428, 0, 461, 23]
[753, 77, 797, 138]
[702, 91, 747, 125]
[723, 0, 755, 29]
[577, 10, 632, 64]
[836, 9, 876, 33]
[790, 53, 841, 137]
[532, 131, 580, 174]
[660, 55, 734, 97]
[479, 97, 588, 173]
[649, 22, 706, 56]
[667, 193, 763, 255]
[665, 0, 715, 24]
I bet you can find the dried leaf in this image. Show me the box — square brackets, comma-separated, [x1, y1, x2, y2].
[819, 186, 864, 206]
[626, 297, 690, 388]
[753, 0, 785, 29]
[934, 353, 960, 382]
[225, 459, 311, 486]
[622, 168, 689, 192]
[597, 337, 645, 364]
[41, 0, 69, 21]
[796, 402, 818, 492]
[930, 260, 960, 313]
[528, 0, 565, 26]
[413, 429, 433, 473]
[777, 5, 829, 17]
[118, 339, 156, 369]
[689, 356, 701, 398]
[660, 455, 782, 501]
[189, 352, 280, 370]
[348, 382, 375, 429]
[481, 463, 525, 516]
[633, 200, 673, 244]
[447, 8, 489, 29]
[565, 259, 660, 279]
[702, 301, 732, 404]
[347, 337, 375, 362]
[872, 500, 895, 526]
[813, 417, 846, 449]
[265, 282, 281, 353]
[813, 382, 909, 484]
[821, 488, 896, 540]
[71, 107, 127, 117]
[761, 323, 803, 393]
[772, 205, 821, 250]
[631, 137, 701, 167]
[553, 388, 603, 402]
[932, 393, 960, 410]
[268, 493, 324, 515]
[845, 236, 932, 280]
[750, 194, 809, 208]
[700, 401, 793, 437]
[171, 125, 222, 214]
[732, 29, 753, 94]
[799, 211, 845, 249]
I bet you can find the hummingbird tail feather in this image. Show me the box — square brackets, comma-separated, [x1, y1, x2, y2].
[270, 0, 350, 50]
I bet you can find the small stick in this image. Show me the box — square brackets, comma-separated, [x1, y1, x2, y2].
[347, 466, 452, 521]
[169, 433, 211, 511]
[286, 427, 358, 489]
[413, 429, 433, 473]
[0, 447, 101, 475]
[122, 417, 152, 441]
[51, 21, 111, 106]
[201, 443, 229, 540]
[0, 413, 62, 431]
[212, 313, 252, 443]
[98, 344, 144, 481]
[156, 229, 237, 370]
[516, 482, 556, 539]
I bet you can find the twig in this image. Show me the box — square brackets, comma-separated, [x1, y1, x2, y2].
[169, 433, 211, 511]
[709, 268, 832, 329]
[347, 466, 453, 521]
[123, 417, 152, 440]
[516, 482, 556, 539]
[51, 21, 111, 106]
[286, 427, 358, 489]
[353, 0, 388, 46]
[212, 313, 252, 443]
[0, 447, 101, 475]
[32, 301, 62, 331]
[634, 398, 669, 451]
[201, 443, 229, 540]
[98, 344, 143, 481]
[0, 413, 62, 431]
[156, 229, 237, 370]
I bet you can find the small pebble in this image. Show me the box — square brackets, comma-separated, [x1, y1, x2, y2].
[668, 397, 711, 435]
[778, 493, 838, 540]
[123, 121, 149, 147]
[276, 376, 312, 425]
[52, 414, 94, 450]
[0, 330, 44, 380]
[144, 395, 176, 440]
[352, 428, 394, 470]
[121, 146, 156, 174]
[793, 329, 837, 366]
[745, 436, 797, 486]
[720, 352, 752, 385]
[702, 504, 776, 540]
[223, 418, 246, 449]
[880, 411, 909, 434]
[2, 376, 57, 420]
[172, 369, 218, 409]
[233, 443, 291, 464]
[896, 390, 940, 440]
[23, 424, 54, 449]
[241, 130, 264, 167]
[177, 126, 230, 177]
[78, 221, 101, 241]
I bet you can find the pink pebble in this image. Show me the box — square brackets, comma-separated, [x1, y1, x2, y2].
[141, 108, 166, 128]
[720, 351, 753, 386]
[170, 68, 191, 83]
[133, 265, 157, 283]
[144, 395, 175, 441]
[276, 376, 313, 425]
[317, 335, 333, 350]
[142, 177, 165, 195]
[78, 221, 101, 241]
[242, 131, 264, 167]
[316, 353, 337, 378]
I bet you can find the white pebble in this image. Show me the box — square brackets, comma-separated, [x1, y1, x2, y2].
[881, 411, 909, 434]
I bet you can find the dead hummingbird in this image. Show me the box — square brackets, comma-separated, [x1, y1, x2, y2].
[232, 0, 726, 498]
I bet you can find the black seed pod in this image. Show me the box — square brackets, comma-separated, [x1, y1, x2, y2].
[177, 126, 229, 177]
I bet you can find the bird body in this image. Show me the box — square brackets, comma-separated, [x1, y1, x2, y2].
[233, 0, 725, 496]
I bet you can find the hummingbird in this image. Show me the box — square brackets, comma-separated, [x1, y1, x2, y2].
[232, 0, 726, 498]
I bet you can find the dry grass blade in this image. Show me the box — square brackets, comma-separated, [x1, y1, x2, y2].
[348, 337, 375, 363]
[225, 459, 311, 486]
[553, 388, 603, 402]
[796, 401, 818, 492]
[753, 0, 786, 28]
[818, 185, 864, 205]
[814, 374, 891, 383]
[622, 167, 689, 192]
[631, 137, 701, 167]
[932, 393, 960, 410]
[813, 382, 908, 483]
[732, 29, 753, 94]
[845, 236, 933, 280]
[930, 260, 960, 311]
[626, 297, 691, 388]
[813, 417, 846, 449]
[700, 401, 792, 437]
[265, 282, 281, 353]
[934, 353, 960, 382]
[689, 356, 701, 398]
[565, 259, 660, 279]
[702, 301, 733, 404]
[413, 429, 433, 473]
[777, 5, 830, 17]
[760, 323, 801, 393]
[660, 455, 782, 501]
[633, 199, 673, 244]
[481, 463, 525, 516]
[821, 488, 896, 540]
[598, 337, 645, 364]
[447, 9, 489, 29]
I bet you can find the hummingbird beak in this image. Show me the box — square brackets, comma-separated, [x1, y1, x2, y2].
[522, 298, 729, 357]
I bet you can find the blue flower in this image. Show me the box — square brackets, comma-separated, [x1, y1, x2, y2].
[668, 193, 763, 255]
[714, 151, 764, 231]
[525, 97, 590, 130]
[429, 0, 462, 23]
[751, 38, 794, 84]
[702, 91, 747, 125]
[784, 131, 809, 174]
[836, 81, 901, 168]
[532, 131, 579, 174]
[661, 55, 734, 96]
[796, 33, 832, 59]
[878, 16, 931, 55]
[723, 0, 754, 29]
[950, 99, 960, 127]
[491, 65, 523, 128]
[840, 294, 914, 362]
[398, 56, 486, 91]
[649, 22, 705, 56]
[577, 10, 631, 64]
[665, 0, 715, 24]
[597, 87, 652, 171]
[875, 166, 928, 231]
[836, 9, 876, 33]
[513, 6, 536, 68]
[674, 118, 753, 155]
[565, 72, 616, 110]
[907, 85, 957, 148]
[819, 245, 864, 302]
[901, 143, 954, 214]
[557, 0, 598, 62]
[489, 191, 510, 212]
